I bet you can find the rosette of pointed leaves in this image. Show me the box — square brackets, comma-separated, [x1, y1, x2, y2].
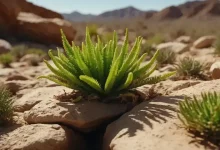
[38, 28, 175, 97]
[178, 92, 220, 135]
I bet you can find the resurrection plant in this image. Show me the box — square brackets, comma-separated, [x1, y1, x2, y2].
[39, 28, 175, 100]
[178, 92, 220, 136]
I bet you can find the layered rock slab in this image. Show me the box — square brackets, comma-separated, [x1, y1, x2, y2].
[0, 124, 85, 150]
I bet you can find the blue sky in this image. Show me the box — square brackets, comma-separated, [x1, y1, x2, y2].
[27, 0, 190, 14]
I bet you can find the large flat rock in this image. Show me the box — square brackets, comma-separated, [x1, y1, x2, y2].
[103, 80, 220, 150]
[0, 124, 85, 150]
[24, 99, 128, 132]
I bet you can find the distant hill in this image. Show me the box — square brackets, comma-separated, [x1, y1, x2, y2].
[153, 6, 183, 20]
[62, 6, 151, 22]
[178, 0, 220, 18]
[62, 0, 220, 22]
[98, 6, 146, 18]
[62, 11, 96, 22]
[151, 0, 220, 20]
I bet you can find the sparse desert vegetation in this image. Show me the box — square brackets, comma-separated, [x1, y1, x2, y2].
[1, 0, 220, 150]
[176, 57, 204, 78]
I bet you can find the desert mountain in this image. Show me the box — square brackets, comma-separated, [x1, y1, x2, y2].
[62, 6, 149, 22]
[178, 0, 220, 18]
[63, 0, 220, 22]
[62, 11, 96, 22]
[98, 6, 145, 18]
[153, 6, 183, 20]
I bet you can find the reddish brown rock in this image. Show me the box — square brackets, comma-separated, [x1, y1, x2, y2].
[0, 0, 76, 46]
[16, 12, 76, 46]
[18, 0, 63, 19]
[193, 35, 216, 49]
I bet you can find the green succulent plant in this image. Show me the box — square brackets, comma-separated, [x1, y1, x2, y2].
[0, 53, 13, 67]
[178, 92, 220, 136]
[176, 57, 204, 77]
[38, 28, 175, 99]
[0, 85, 13, 125]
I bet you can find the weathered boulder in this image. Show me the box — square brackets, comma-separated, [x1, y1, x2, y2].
[156, 42, 189, 54]
[24, 99, 128, 132]
[103, 96, 217, 150]
[103, 80, 220, 150]
[16, 12, 76, 46]
[193, 35, 216, 49]
[210, 61, 220, 79]
[0, 39, 12, 54]
[0, 0, 61, 32]
[0, 124, 85, 150]
[0, 0, 76, 46]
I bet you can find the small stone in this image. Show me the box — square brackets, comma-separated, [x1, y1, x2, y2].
[156, 42, 189, 54]
[193, 35, 216, 49]
[210, 62, 220, 79]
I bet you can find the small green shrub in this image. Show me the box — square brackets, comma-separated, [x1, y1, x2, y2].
[39, 28, 175, 100]
[214, 37, 220, 56]
[176, 57, 204, 77]
[11, 45, 27, 60]
[156, 49, 176, 66]
[0, 85, 13, 124]
[0, 53, 13, 67]
[178, 92, 220, 136]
